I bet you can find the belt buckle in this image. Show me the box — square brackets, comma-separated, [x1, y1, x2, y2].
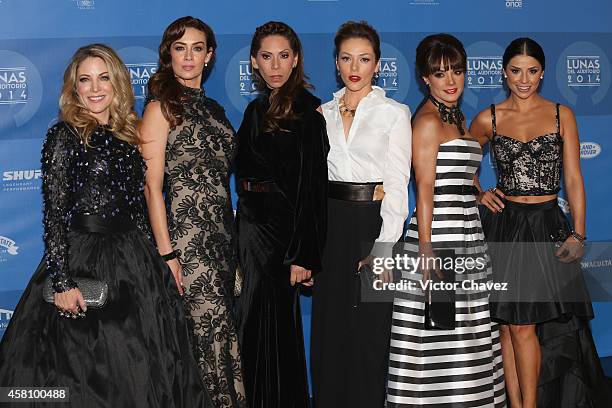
[373, 185, 385, 201]
[253, 183, 266, 193]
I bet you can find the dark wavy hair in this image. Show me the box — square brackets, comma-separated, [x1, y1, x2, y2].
[416, 33, 467, 78]
[147, 16, 217, 128]
[334, 20, 381, 61]
[250, 21, 311, 132]
[502, 37, 545, 70]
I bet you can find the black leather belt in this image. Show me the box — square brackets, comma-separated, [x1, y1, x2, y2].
[434, 184, 479, 196]
[241, 180, 281, 193]
[328, 181, 385, 202]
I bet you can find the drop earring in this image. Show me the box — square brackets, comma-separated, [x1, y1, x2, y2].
[372, 71, 380, 85]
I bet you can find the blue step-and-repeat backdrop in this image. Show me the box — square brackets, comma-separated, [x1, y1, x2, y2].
[1, 0, 611, 357]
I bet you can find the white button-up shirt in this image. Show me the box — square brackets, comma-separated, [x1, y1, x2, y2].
[321, 86, 412, 246]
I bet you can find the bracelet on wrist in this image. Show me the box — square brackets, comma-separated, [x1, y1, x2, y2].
[161, 250, 178, 261]
[571, 231, 586, 245]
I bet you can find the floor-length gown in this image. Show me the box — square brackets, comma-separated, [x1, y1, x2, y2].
[387, 138, 506, 407]
[162, 84, 246, 408]
[0, 122, 210, 408]
[234, 89, 329, 408]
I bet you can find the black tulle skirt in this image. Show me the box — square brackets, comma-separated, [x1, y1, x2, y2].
[0, 216, 210, 408]
[480, 199, 612, 407]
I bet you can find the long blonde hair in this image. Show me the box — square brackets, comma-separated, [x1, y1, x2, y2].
[59, 43, 139, 145]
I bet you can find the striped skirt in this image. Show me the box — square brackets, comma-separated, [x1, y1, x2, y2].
[386, 139, 506, 407]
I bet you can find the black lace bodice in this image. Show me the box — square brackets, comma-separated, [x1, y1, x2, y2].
[490, 104, 563, 196]
[41, 122, 148, 292]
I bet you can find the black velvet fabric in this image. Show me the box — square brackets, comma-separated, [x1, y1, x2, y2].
[480, 199, 612, 407]
[234, 89, 329, 408]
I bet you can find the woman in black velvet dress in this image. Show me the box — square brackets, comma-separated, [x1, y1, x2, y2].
[234, 21, 329, 408]
[0, 44, 209, 408]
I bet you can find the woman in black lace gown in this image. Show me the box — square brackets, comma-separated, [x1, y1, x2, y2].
[0, 44, 209, 407]
[234, 21, 329, 408]
[471, 37, 611, 408]
[140, 17, 245, 408]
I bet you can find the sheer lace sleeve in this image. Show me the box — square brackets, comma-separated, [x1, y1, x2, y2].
[41, 123, 78, 293]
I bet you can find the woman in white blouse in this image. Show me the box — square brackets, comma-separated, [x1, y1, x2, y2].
[310, 20, 412, 408]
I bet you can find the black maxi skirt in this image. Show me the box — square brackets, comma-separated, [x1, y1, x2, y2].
[235, 190, 310, 408]
[480, 199, 612, 408]
[0, 215, 210, 408]
[311, 197, 392, 408]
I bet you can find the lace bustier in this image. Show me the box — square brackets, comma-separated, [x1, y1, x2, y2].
[42, 122, 148, 292]
[490, 104, 563, 196]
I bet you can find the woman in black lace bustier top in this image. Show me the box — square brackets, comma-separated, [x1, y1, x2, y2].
[471, 38, 611, 408]
[0, 44, 211, 407]
[490, 104, 563, 196]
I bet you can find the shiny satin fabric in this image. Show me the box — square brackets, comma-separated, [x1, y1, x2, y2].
[480, 199, 612, 407]
[482, 199, 593, 323]
[0, 220, 210, 408]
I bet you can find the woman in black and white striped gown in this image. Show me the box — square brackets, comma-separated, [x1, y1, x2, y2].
[386, 34, 505, 407]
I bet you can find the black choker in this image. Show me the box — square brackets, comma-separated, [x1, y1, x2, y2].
[429, 95, 465, 135]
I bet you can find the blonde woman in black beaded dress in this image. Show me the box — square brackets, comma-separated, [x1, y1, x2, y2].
[0, 43, 210, 408]
[140, 17, 246, 408]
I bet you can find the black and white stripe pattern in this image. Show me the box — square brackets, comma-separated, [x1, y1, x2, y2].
[387, 139, 506, 407]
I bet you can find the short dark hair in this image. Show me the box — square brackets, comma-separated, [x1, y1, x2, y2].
[334, 20, 381, 61]
[415, 33, 467, 77]
[502, 37, 545, 70]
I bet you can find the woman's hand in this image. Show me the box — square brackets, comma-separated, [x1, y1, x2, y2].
[290, 265, 313, 287]
[166, 258, 184, 295]
[54, 288, 86, 316]
[358, 255, 393, 284]
[417, 244, 442, 283]
[555, 236, 584, 263]
[478, 188, 506, 213]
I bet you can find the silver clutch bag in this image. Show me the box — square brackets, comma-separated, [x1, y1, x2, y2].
[43, 277, 109, 308]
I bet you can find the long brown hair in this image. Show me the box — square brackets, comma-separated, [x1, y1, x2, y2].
[147, 16, 217, 128]
[250, 21, 311, 132]
[59, 43, 138, 145]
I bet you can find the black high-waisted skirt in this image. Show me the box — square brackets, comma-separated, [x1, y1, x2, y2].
[480, 198, 592, 324]
[481, 199, 612, 407]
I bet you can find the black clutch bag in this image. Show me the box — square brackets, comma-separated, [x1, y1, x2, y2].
[43, 277, 109, 308]
[423, 249, 456, 330]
